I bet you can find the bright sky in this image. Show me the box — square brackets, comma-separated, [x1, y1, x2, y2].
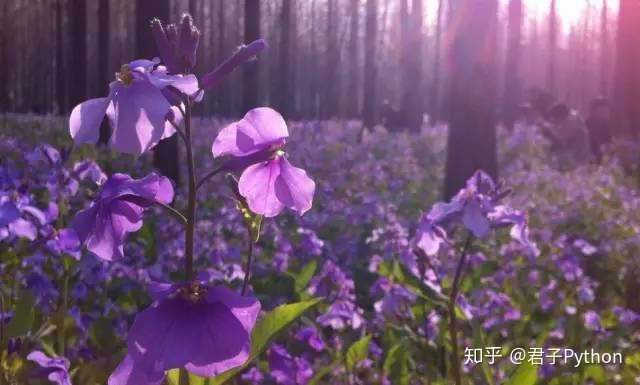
[422, 0, 619, 34]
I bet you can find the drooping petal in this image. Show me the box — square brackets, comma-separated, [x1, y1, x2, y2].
[212, 107, 288, 158]
[274, 157, 315, 216]
[127, 294, 253, 378]
[108, 355, 164, 385]
[416, 219, 446, 256]
[108, 82, 171, 156]
[462, 200, 490, 238]
[238, 160, 284, 217]
[0, 201, 20, 226]
[69, 97, 110, 145]
[9, 218, 37, 240]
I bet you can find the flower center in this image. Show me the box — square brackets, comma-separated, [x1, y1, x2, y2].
[180, 282, 208, 303]
[116, 65, 134, 86]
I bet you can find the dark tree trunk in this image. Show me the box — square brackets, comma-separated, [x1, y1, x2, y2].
[363, 0, 378, 128]
[347, 0, 360, 118]
[503, 0, 523, 130]
[216, 0, 228, 115]
[614, 0, 640, 138]
[547, 0, 557, 97]
[55, 0, 66, 114]
[430, 0, 444, 124]
[242, 0, 261, 112]
[444, 0, 499, 199]
[0, 1, 8, 112]
[276, 0, 292, 117]
[401, 0, 424, 131]
[600, 0, 610, 96]
[97, 0, 111, 145]
[323, 0, 339, 118]
[68, 0, 86, 110]
[136, 0, 180, 185]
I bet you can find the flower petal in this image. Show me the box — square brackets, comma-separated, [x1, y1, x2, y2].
[212, 107, 288, 157]
[274, 157, 315, 216]
[69, 97, 110, 145]
[238, 160, 284, 217]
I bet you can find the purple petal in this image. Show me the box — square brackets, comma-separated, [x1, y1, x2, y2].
[69, 97, 110, 145]
[0, 201, 20, 226]
[238, 160, 284, 217]
[108, 355, 164, 385]
[108, 82, 171, 155]
[274, 157, 315, 216]
[212, 107, 288, 158]
[462, 200, 490, 238]
[9, 218, 37, 240]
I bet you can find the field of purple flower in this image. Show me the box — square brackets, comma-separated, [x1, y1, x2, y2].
[1, 16, 640, 385]
[1, 111, 639, 385]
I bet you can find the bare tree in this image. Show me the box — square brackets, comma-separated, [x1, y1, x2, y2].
[243, 0, 261, 112]
[277, 0, 293, 117]
[547, 0, 558, 96]
[444, 0, 499, 199]
[599, 0, 610, 95]
[68, 0, 87, 109]
[363, 0, 378, 127]
[346, 0, 360, 118]
[614, 0, 640, 137]
[401, 0, 424, 131]
[503, 0, 523, 129]
[430, 0, 444, 123]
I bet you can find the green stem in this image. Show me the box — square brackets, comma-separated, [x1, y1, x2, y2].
[154, 201, 188, 226]
[241, 234, 254, 296]
[184, 101, 197, 281]
[448, 235, 472, 385]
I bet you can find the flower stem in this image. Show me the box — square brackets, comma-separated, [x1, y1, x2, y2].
[184, 101, 197, 281]
[448, 234, 472, 385]
[154, 201, 188, 226]
[241, 231, 254, 296]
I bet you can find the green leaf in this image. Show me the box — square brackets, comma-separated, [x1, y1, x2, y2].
[166, 369, 180, 385]
[470, 319, 495, 385]
[6, 291, 35, 338]
[208, 298, 323, 385]
[291, 261, 318, 293]
[345, 335, 371, 372]
[188, 372, 206, 385]
[504, 361, 538, 385]
[384, 343, 410, 385]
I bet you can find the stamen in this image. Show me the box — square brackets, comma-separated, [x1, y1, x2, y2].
[116, 64, 134, 86]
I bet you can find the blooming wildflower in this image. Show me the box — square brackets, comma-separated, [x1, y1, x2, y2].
[70, 60, 198, 155]
[27, 351, 72, 385]
[268, 344, 314, 385]
[584, 310, 602, 332]
[108, 282, 260, 385]
[212, 107, 315, 217]
[295, 326, 325, 352]
[72, 173, 174, 261]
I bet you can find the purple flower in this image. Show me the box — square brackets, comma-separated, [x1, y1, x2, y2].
[27, 351, 72, 385]
[46, 228, 81, 260]
[201, 39, 267, 90]
[295, 326, 325, 352]
[72, 173, 174, 261]
[70, 60, 198, 155]
[151, 14, 200, 74]
[268, 344, 313, 385]
[212, 107, 315, 217]
[584, 310, 602, 332]
[108, 282, 260, 385]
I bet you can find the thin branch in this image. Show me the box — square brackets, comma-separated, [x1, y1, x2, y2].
[154, 201, 188, 226]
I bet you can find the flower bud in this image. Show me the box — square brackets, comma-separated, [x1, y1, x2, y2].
[201, 39, 268, 90]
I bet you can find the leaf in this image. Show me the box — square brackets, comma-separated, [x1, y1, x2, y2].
[383, 343, 410, 385]
[470, 319, 495, 385]
[307, 361, 340, 385]
[208, 298, 322, 385]
[6, 291, 35, 338]
[188, 372, 206, 385]
[166, 369, 180, 385]
[345, 335, 371, 372]
[291, 261, 318, 293]
[504, 361, 538, 385]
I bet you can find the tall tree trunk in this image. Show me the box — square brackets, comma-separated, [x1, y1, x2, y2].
[346, 0, 360, 118]
[55, 0, 66, 114]
[277, 0, 292, 117]
[431, 0, 444, 124]
[402, 0, 424, 131]
[68, 0, 86, 110]
[600, 0, 610, 96]
[613, 0, 640, 138]
[363, 0, 378, 128]
[97, 0, 111, 145]
[503, 0, 523, 130]
[136, 0, 180, 184]
[323, 0, 339, 118]
[547, 0, 557, 97]
[444, 0, 499, 199]
[216, 0, 228, 115]
[243, 0, 261, 112]
[0, 0, 8, 112]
